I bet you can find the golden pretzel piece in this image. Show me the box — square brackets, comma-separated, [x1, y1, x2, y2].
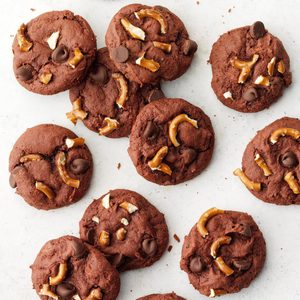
[277, 60, 286, 74]
[254, 153, 272, 177]
[39, 284, 58, 299]
[112, 73, 128, 108]
[153, 41, 172, 53]
[66, 99, 88, 125]
[214, 256, 234, 276]
[85, 288, 103, 300]
[20, 154, 43, 163]
[49, 263, 68, 286]
[270, 127, 300, 144]
[17, 24, 33, 52]
[136, 53, 160, 72]
[267, 57, 276, 76]
[119, 201, 138, 214]
[68, 48, 84, 69]
[65, 137, 85, 149]
[35, 182, 55, 200]
[99, 117, 119, 136]
[210, 236, 232, 259]
[209, 288, 227, 298]
[284, 172, 300, 194]
[169, 114, 198, 147]
[116, 228, 127, 241]
[197, 207, 224, 238]
[121, 18, 145, 40]
[99, 230, 110, 247]
[39, 71, 53, 85]
[233, 168, 261, 192]
[148, 146, 172, 176]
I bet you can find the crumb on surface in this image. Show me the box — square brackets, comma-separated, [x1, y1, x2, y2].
[117, 162, 121, 170]
[173, 234, 180, 243]
[168, 245, 173, 252]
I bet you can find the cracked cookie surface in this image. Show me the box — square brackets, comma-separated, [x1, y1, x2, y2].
[9, 124, 93, 210]
[79, 189, 169, 271]
[210, 21, 291, 112]
[31, 235, 120, 300]
[180, 209, 266, 297]
[128, 98, 214, 185]
[69, 48, 164, 138]
[105, 4, 197, 85]
[13, 10, 96, 95]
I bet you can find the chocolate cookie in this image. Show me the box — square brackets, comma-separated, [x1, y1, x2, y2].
[137, 293, 185, 300]
[68, 48, 164, 138]
[9, 124, 93, 210]
[31, 235, 120, 300]
[105, 4, 197, 84]
[79, 189, 169, 271]
[234, 117, 300, 205]
[13, 10, 96, 95]
[180, 208, 266, 297]
[128, 98, 215, 185]
[210, 21, 292, 112]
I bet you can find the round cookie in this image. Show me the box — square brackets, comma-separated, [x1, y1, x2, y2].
[137, 293, 185, 300]
[210, 21, 292, 112]
[180, 208, 266, 297]
[105, 4, 197, 85]
[128, 98, 215, 185]
[31, 235, 120, 300]
[13, 10, 96, 95]
[79, 189, 169, 271]
[9, 124, 93, 210]
[235, 117, 300, 205]
[68, 47, 164, 138]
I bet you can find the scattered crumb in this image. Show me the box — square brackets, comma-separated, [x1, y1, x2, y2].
[228, 8, 232, 13]
[30, 8, 36, 11]
[168, 245, 173, 252]
[117, 162, 121, 170]
[10, 34, 14, 38]
[196, 1, 200, 4]
[173, 234, 180, 243]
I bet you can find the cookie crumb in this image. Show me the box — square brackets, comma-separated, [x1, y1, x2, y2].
[168, 245, 173, 252]
[228, 8, 232, 13]
[117, 162, 121, 170]
[30, 8, 36, 11]
[173, 234, 180, 243]
[196, 1, 200, 4]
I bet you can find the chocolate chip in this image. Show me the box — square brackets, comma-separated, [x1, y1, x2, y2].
[71, 240, 87, 258]
[111, 253, 126, 268]
[89, 64, 108, 84]
[56, 283, 76, 298]
[111, 46, 129, 63]
[181, 148, 197, 165]
[182, 39, 198, 56]
[250, 21, 266, 39]
[148, 89, 165, 102]
[70, 159, 90, 175]
[9, 173, 17, 188]
[143, 121, 159, 140]
[87, 228, 96, 244]
[142, 238, 157, 257]
[242, 87, 258, 102]
[189, 256, 203, 273]
[52, 44, 69, 63]
[232, 258, 252, 271]
[16, 65, 34, 81]
[241, 223, 252, 237]
[280, 151, 299, 168]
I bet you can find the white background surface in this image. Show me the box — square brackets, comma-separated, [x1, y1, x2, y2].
[1, 0, 300, 299]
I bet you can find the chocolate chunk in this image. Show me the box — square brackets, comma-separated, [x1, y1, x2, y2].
[111, 46, 129, 63]
[56, 283, 76, 298]
[189, 256, 203, 273]
[87, 228, 96, 244]
[9, 173, 17, 188]
[250, 21, 266, 39]
[143, 121, 159, 140]
[182, 39, 198, 56]
[148, 89, 165, 102]
[89, 64, 108, 84]
[242, 87, 258, 102]
[280, 151, 299, 168]
[70, 159, 90, 175]
[181, 148, 197, 165]
[52, 44, 69, 63]
[232, 258, 252, 271]
[142, 238, 157, 257]
[71, 240, 87, 258]
[16, 65, 34, 81]
[111, 253, 126, 268]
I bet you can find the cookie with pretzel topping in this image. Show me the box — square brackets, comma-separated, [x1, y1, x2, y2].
[180, 208, 266, 297]
[105, 4, 197, 84]
[137, 293, 185, 300]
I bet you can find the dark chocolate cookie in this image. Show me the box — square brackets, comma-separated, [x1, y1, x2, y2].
[105, 4, 197, 84]
[9, 124, 93, 210]
[137, 293, 185, 300]
[210, 21, 292, 112]
[31, 235, 120, 300]
[13, 10, 96, 95]
[180, 208, 266, 297]
[79, 189, 169, 271]
[68, 48, 164, 138]
[235, 117, 300, 205]
[128, 98, 215, 185]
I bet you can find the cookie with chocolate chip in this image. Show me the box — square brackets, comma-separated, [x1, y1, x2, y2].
[9, 124, 93, 210]
[180, 208, 266, 297]
[13, 10, 96, 95]
[31, 235, 120, 300]
[79, 189, 169, 271]
[235, 117, 300, 205]
[137, 293, 185, 300]
[210, 21, 292, 112]
[105, 4, 197, 84]
[69, 48, 164, 138]
[128, 98, 214, 185]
